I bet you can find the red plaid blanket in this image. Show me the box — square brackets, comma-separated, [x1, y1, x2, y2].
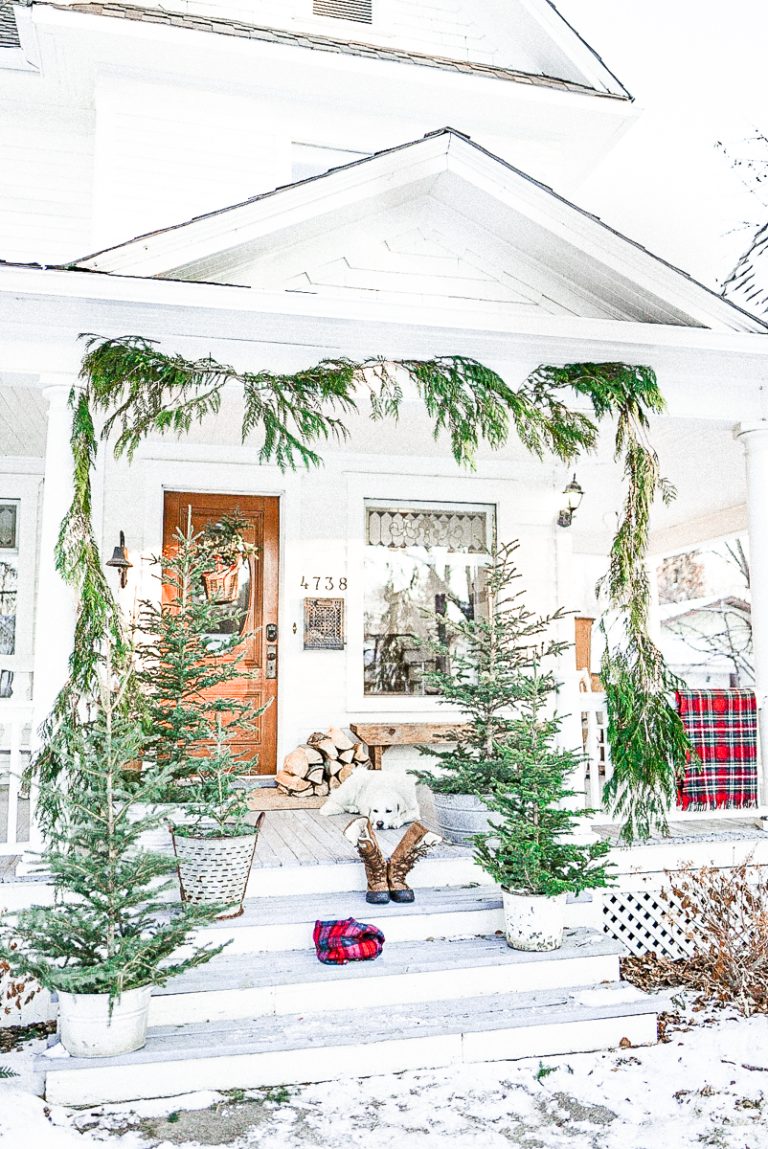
[676, 689, 758, 811]
[313, 918, 385, 965]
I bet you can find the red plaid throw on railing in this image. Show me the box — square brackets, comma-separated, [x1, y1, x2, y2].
[676, 689, 758, 810]
[313, 918, 386, 965]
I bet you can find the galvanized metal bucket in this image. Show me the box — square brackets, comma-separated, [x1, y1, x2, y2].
[430, 791, 493, 846]
[58, 985, 152, 1058]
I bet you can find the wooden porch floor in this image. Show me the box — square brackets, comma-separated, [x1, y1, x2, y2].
[249, 809, 470, 869]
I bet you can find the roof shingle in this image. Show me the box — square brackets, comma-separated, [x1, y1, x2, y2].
[53, 1, 627, 98]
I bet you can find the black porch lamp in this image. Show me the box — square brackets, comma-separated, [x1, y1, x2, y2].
[106, 530, 133, 588]
[557, 475, 584, 528]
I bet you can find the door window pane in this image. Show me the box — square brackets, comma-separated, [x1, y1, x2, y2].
[363, 502, 494, 696]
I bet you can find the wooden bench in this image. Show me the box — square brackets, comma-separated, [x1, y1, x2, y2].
[349, 722, 469, 770]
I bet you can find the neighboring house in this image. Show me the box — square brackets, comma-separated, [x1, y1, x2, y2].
[722, 223, 768, 320]
[660, 595, 753, 690]
[1, 0, 768, 819]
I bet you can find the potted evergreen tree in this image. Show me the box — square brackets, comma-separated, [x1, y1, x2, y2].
[0, 663, 224, 1058]
[412, 541, 565, 844]
[133, 511, 256, 850]
[472, 660, 613, 950]
[172, 717, 266, 918]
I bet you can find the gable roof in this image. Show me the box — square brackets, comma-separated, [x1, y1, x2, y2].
[722, 223, 768, 319]
[72, 128, 767, 334]
[45, 0, 629, 98]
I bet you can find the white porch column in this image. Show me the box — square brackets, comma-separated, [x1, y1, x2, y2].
[31, 380, 79, 742]
[736, 423, 768, 804]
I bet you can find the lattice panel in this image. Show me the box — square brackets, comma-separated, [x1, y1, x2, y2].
[602, 889, 705, 959]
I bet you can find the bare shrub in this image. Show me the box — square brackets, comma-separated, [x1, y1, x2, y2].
[621, 859, 768, 1016]
[0, 943, 39, 1017]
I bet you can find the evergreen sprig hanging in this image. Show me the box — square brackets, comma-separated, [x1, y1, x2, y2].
[80, 336, 598, 472]
[32, 387, 129, 832]
[526, 362, 690, 840]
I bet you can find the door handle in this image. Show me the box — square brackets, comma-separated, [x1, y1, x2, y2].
[266, 645, 277, 679]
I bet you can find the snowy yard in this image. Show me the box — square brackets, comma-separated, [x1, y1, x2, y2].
[3, 1002, 767, 1149]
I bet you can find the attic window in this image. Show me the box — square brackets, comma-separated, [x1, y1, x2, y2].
[313, 0, 373, 24]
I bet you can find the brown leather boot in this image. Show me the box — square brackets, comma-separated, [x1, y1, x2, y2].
[387, 822, 442, 903]
[344, 817, 390, 904]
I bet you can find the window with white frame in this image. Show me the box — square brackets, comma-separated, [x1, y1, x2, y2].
[363, 501, 495, 696]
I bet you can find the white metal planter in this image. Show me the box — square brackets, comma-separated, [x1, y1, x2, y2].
[57, 985, 152, 1058]
[172, 830, 259, 919]
[430, 792, 494, 846]
[501, 888, 567, 952]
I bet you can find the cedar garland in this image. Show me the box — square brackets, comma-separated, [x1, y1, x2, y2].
[42, 340, 687, 843]
[526, 363, 690, 840]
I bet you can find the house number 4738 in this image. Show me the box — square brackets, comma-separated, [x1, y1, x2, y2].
[300, 576, 348, 592]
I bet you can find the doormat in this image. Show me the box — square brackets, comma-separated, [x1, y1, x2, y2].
[246, 788, 326, 812]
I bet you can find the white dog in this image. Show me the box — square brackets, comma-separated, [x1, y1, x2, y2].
[319, 768, 420, 830]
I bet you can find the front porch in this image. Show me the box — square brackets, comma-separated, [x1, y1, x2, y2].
[13, 799, 762, 1107]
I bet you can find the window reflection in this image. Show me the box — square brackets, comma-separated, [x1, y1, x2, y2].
[363, 503, 493, 696]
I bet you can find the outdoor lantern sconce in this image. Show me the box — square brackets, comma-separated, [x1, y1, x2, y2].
[557, 475, 584, 528]
[106, 530, 133, 588]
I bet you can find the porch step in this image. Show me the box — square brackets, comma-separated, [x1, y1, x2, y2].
[149, 928, 623, 1026]
[245, 851, 492, 898]
[41, 981, 664, 1106]
[194, 885, 599, 954]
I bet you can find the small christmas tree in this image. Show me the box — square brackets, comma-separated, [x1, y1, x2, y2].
[175, 715, 254, 839]
[413, 541, 611, 896]
[137, 510, 255, 796]
[0, 659, 224, 1000]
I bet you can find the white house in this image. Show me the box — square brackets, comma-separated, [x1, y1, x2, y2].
[2, 0, 768, 800]
[4, 0, 768, 1104]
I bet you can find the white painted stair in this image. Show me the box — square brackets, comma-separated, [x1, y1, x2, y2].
[43, 980, 662, 1106]
[37, 887, 666, 1105]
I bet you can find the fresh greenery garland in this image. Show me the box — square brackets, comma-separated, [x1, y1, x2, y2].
[526, 363, 690, 840]
[33, 388, 131, 832]
[39, 338, 686, 844]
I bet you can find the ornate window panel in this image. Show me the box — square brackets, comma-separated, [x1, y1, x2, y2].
[366, 506, 492, 554]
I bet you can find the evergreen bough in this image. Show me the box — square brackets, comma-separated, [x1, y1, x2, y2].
[0, 662, 224, 1001]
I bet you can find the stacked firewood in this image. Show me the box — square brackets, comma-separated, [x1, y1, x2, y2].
[276, 726, 371, 798]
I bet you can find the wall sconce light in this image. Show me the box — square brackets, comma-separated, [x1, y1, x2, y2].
[106, 530, 133, 588]
[557, 474, 584, 528]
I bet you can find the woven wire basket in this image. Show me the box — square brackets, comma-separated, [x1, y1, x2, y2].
[172, 829, 260, 919]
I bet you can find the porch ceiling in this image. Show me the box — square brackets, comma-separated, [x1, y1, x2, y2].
[0, 386, 48, 457]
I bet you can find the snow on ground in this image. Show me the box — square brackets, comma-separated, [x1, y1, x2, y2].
[2, 1004, 768, 1148]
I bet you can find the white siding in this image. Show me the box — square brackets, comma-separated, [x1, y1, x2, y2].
[0, 103, 94, 263]
[92, 77, 292, 252]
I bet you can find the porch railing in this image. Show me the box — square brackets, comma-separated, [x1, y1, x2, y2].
[579, 690, 613, 810]
[0, 702, 34, 856]
[575, 686, 767, 822]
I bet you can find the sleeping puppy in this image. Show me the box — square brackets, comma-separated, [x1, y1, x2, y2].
[319, 768, 420, 829]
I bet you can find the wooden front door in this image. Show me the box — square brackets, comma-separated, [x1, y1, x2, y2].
[162, 491, 280, 775]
